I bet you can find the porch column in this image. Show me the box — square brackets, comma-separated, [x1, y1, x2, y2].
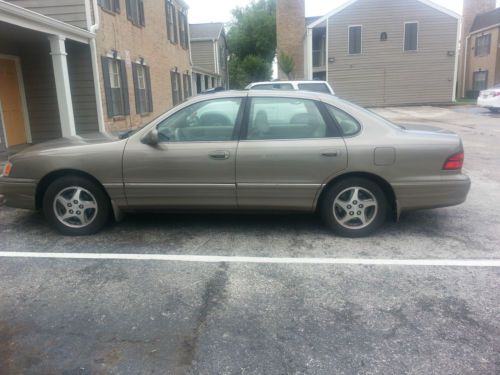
[304, 28, 313, 80]
[48, 35, 76, 137]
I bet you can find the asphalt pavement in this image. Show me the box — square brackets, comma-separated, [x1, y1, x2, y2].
[0, 105, 499, 374]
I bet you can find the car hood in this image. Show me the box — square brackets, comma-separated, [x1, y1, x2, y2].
[10, 133, 123, 159]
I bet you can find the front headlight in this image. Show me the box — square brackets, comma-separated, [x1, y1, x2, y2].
[2, 161, 12, 177]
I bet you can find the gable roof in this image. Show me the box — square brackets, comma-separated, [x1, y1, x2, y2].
[308, 0, 460, 29]
[189, 23, 225, 40]
[470, 7, 500, 33]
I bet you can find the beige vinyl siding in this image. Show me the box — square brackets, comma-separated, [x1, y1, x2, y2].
[6, 0, 88, 29]
[191, 40, 216, 73]
[327, 0, 458, 106]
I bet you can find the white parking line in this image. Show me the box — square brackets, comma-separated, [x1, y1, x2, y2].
[0, 252, 499, 267]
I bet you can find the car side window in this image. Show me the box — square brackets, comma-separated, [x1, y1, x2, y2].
[326, 105, 361, 136]
[246, 97, 328, 140]
[298, 83, 331, 94]
[156, 98, 242, 142]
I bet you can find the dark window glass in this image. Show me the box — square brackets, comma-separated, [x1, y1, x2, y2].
[298, 83, 331, 94]
[326, 105, 361, 136]
[475, 34, 491, 56]
[246, 98, 328, 140]
[126, 0, 144, 26]
[473, 71, 488, 91]
[157, 98, 242, 142]
[98, 0, 120, 13]
[349, 26, 362, 54]
[250, 83, 294, 91]
[404, 22, 418, 51]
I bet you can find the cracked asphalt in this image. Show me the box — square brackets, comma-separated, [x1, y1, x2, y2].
[1, 105, 499, 374]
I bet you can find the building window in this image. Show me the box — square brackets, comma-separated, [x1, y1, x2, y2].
[101, 56, 130, 117]
[171, 71, 182, 106]
[178, 10, 189, 49]
[404, 22, 418, 51]
[126, 0, 145, 26]
[133, 62, 153, 114]
[204, 75, 209, 89]
[98, 0, 120, 13]
[183, 74, 192, 99]
[166, 1, 178, 44]
[348, 26, 362, 55]
[475, 34, 491, 56]
[473, 71, 488, 91]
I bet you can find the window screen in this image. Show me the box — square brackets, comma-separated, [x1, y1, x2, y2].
[349, 26, 362, 54]
[404, 22, 418, 51]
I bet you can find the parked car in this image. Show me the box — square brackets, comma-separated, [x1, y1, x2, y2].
[477, 84, 500, 113]
[0, 91, 470, 237]
[246, 80, 335, 95]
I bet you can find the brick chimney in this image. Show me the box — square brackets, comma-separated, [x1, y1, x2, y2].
[276, 0, 305, 80]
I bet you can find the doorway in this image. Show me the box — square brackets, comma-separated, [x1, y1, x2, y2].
[0, 56, 31, 148]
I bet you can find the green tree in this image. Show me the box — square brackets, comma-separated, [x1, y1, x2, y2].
[278, 51, 295, 80]
[227, 0, 277, 88]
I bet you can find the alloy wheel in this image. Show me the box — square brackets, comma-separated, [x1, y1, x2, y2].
[53, 186, 98, 229]
[333, 186, 378, 230]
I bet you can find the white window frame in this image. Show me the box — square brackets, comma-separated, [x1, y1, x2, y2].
[348, 25, 362, 55]
[403, 21, 419, 52]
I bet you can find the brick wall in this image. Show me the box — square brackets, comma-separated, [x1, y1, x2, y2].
[95, 0, 191, 132]
[276, 0, 305, 80]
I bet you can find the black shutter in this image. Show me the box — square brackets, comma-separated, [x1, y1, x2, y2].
[173, 7, 178, 43]
[119, 60, 130, 115]
[165, 1, 171, 41]
[132, 63, 141, 114]
[101, 56, 114, 117]
[114, 0, 120, 13]
[145, 66, 153, 112]
[178, 10, 184, 47]
[139, 0, 145, 26]
[126, 0, 132, 21]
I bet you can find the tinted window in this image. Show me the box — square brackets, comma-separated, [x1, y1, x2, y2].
[349, 26, 362, 54]
[298, 83, 331, 94]
[404, 22, 418, 51]
[246, 97, 328, 140]
[327, 105, 361, 136]
[157, 98, 242, 142]
[251, 83, 294, 91]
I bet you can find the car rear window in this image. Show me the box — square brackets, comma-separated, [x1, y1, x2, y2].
[298, 83, 331, 94]
[326, 105, 361, 136]
[251, 83, 294, 91]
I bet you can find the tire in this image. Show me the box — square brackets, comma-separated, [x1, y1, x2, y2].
[42, 175, 110, 236]
[320, 177, 388, 238]
[488, 108, 499, 113]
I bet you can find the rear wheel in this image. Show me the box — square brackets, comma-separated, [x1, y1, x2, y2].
[42, 176, 110, 236]
[320, 177, 387, 237]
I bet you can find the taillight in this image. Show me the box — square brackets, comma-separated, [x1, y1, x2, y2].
[443, 152, 464, 170]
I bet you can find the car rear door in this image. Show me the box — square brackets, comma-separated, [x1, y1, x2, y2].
[123, 95, 246, 208]
[235, 94, 348, 210]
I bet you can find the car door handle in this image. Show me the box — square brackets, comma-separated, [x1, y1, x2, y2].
[209, 150, 230, 160]
[321, 151, 339, 157]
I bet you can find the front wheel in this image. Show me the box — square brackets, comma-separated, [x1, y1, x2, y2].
[488, 108, 499, 113]
[320, 177, 388, 238]
[43, 176, 110, 236]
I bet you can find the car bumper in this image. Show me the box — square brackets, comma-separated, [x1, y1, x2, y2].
[477, 96, 500, 108]
[392, 174, 471, 212]
[0, 177, 37, 210]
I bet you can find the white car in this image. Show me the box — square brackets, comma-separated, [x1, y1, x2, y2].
[477, 84, 500, 113]
[246, 80, 335, 95]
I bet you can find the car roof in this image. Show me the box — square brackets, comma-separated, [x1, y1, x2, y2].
[189, 89, 336, 103]
[247, 81, 330, 86]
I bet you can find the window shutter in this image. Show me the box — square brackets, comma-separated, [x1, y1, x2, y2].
[139, 0, 145, 26]
[119, 60, 130, 115]
[145, 66, 153, 112]
[126, 0, 132, 21]
[101, 56, 114, 117]
[173, 8, 178, 43]
[165, 1, 172, 41]
[114, 0, 120, 13]
[132, 63, 141, 114]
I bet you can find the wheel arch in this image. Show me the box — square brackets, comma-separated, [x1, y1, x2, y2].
[315, 171, 398, 219]
[35, 169, 111, 211]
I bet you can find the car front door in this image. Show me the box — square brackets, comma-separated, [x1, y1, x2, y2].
[123, 96, 245, 208]
[236, 95, 348, 210]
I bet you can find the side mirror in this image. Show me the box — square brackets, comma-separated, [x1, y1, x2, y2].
[141, 128, 159, 145]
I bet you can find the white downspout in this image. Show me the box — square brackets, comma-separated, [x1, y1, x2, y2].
[89, 0, 106, 133]
[462, 34, 470, 99]
[452, 17, 461, 102]
[305, 27, 313, 80]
